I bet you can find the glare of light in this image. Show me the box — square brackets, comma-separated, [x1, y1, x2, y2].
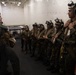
[17, 2, 21, 6]
[36, 0, 43, 2]
[18, 2, 21, 5]
[2, 2, 5, 4]
[17, 4, 20, 6]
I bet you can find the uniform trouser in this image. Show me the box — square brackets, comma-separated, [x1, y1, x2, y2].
[31, 38, 37, 56]
[42, 40, 52, 63]
[21, 38, 25, 50]
[36, 39, 48, 60]
[36, 40, 43, 58]
[50, 42, 61, 70]
[65, 54, 75, 75]
[28, 38, 32, 53]
[25, 40, 29, 53]
[0, 46, 20, 75]
[45, 41, 53, 60]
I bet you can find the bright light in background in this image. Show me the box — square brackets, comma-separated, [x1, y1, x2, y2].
[35, 0, 43, 2]
[2, 2, 5, 4]
[1, 1, 22, 7]
[17, 2, 21, 6]
[1, 1, 6, 6]
[18, 2, 21, 5]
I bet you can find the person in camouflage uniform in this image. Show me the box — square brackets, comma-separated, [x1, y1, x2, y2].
[30, 23, 38, 57]
[24, 25, 30, 54]
[47, 18, 64, 73]
[62, 1, 76, 75]
[42, 20, 55, 65]
[0, 25, 20, 75]
[20, 27, 26, 51]
[35, 24, 45, 60]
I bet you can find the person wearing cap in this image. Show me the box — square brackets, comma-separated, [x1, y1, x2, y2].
[35, 24, 45, 60]
[47, 18, 64, 73]
[0, 26, 20, 75]
[39, 21, 55, 65]
[30, 23, 38, 57]
[24, 25, 30, 54]
[37, 24, 45, 39]
[43, 20, 55, 39]
[62, 1, 76, 75]
[20, 27, 26, 51]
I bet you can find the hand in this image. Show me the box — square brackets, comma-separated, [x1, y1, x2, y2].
[43, 36, 47, 39]
[68, 23, 74, 29]
[54, 34, 58, 39]
[64, 20, 70, 27]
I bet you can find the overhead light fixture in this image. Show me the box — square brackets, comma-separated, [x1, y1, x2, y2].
[17, 2, 21, 6]
[18, 2, 21, 5]
[1, 1, 6, 6]
[2, 1, 5, 4]
[36, 0, 43, 2]
[1, 1, 22, 7]
[17, 4, 20, 6]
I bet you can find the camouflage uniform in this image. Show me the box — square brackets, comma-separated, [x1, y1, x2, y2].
[47, 18, 64, 72]
[24, 25, 30, 54]
[30, 23, 38, 57]
[35, 24, 45, 60]
[42, 21, 55, 65]
[0, 25, 20, 75]
[20, 27, 26, 51]
[63, 2, 76, 75]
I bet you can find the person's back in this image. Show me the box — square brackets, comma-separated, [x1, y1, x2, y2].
[0, 25, 20, 75]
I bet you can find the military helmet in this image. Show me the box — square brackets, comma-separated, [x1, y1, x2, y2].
[45, 20, 53, 26]
[49, 20, 53, 25]
[39, 24, 45, 30]
[68, 1, 76, 14]
[39, 24, 44, 26]
[59, 19, 64, 27]
[33, 22, 38, 27]
[55, 18, 60, 25]
[55, 18, 64, 29]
